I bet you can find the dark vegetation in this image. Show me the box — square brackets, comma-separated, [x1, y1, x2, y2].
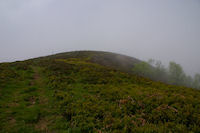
[0, 51, 200, 132]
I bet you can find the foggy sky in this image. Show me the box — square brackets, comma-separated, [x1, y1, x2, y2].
[0, 0, 200, 75]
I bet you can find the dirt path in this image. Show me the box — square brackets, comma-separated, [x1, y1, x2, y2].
[31, 67, 50, 132]
[0, 66, 57, 132]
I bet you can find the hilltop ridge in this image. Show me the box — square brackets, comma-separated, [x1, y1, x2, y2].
[35, 50, 141, 73]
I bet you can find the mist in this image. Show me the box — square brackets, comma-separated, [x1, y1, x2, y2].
[0, 0, 200, 76]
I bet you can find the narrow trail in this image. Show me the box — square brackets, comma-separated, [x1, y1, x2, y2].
[31, 67, 50, 132]
[31, 66, 64, 133]
[1, 66, 66, 132]
[1, 66, 54, 132]
[32, 67, 43, 86]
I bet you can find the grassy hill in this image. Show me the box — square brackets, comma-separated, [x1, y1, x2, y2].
[0, 51, 200, 133]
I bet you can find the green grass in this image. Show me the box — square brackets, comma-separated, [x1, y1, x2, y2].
[0, 57, 200, 132]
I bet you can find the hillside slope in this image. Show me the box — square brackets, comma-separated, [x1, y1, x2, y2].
[0, 52, 200, 132]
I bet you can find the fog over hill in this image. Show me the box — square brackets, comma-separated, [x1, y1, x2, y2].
[0, 0, 200, 76]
